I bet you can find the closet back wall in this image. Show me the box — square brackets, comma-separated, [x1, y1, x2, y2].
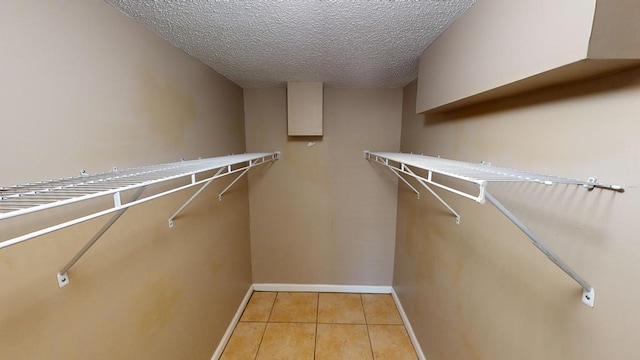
[0, 1, 249, 359]
[245, 88, 402, 285]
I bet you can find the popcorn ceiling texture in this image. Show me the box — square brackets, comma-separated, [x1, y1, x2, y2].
[107, 0, 474, 88]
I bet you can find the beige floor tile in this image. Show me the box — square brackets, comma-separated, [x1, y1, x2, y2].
[318, 293, 366, 324]
[368, 325, 418, 360]
[240, 291, 277, 322]
[220, 322, 266, 360]
[255, 323, 316, 360]
[269, 292, 318, 323]
[361, 294, 403, 324]
[316, 324, 373, 360]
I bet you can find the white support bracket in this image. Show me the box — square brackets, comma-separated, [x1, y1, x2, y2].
[364, 151, 621, 307]
[364, 151, 487, 204]
[365, 151, 460, 224]
[389, 168, 420, 199]
[403, 165, 461, 225]
[113, 192, 121, 208]
[218, 164, 251, 201]
[57, 272, 69, 288]
[484, 190, 595, 307]
[0, 153, 280, 288]
[56, 186, 146, 288]
[168, 168, 224, 228]
[582, 287, 595, 308]
[168, 152, 280, 227]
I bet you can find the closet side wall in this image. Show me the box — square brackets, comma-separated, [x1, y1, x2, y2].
[244, 88, 402, 285]
[0, 1, 249, 359]
[394, 71, 640, 359]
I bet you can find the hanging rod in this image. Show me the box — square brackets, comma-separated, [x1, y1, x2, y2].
[1, 152, 280, 288]
[365, 151, 623, 307]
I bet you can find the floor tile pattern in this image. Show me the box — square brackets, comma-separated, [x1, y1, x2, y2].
[221, 292, 418, 360]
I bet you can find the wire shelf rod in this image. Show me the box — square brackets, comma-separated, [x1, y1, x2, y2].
[0, 153, 279, 250]
[367, 152, 623, 192]
[6, 191, 103, 198]
[0, 207, 25, 211]
[0, 201, 57, 207]
[0, 164, 214, 196]
[0, 153, 278, 222]
[365, 151, 621, 307]
[366, 153, 486, 203]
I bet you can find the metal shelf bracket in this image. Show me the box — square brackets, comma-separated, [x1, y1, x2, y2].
[168, 153, 280, 228]
[365, 151, 623, 307]
[168, 168, 224, 228]
[389, 168, 420, 199]
[0, 152, 280, 289]
[219, 166, 251, 201]
[56, 186, 146, 288]
[57, 272, 69, 288]
[365, 151, 460, 224]
[484, 190, 595, 307]
[583, 287, 595, 307]
[402, 164, 461, 225]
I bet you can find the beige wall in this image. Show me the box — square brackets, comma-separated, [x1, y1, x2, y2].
[395, 71, 640, 359]
[0, 1, 250, 359]
[416, 0, 597, 113]
[588, 0, 640, 58]
[245, 88, 402, 285]
[416, 0, 640, 114]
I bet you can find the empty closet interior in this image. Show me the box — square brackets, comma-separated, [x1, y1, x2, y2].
[1, 1, 639, 359]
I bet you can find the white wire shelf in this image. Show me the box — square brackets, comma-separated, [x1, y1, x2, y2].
[1, 152, 279, 288]
[365, 151, 624, 308]
[0, 153, 277, 221]
[365, 151, 623, 204]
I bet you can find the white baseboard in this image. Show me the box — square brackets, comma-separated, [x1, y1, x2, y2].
[210, 283, 426, 360]
[391, 288, 427, 360]
[252, 283, 393, 294]
[210, 284, 254, 360]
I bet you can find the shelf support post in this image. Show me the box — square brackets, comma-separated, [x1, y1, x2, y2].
[483, 190, 595, 307]
[56, 186, 146, 288]
[168, 167, 225, 228]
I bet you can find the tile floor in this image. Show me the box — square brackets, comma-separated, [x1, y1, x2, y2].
[220, 292, 418, 360]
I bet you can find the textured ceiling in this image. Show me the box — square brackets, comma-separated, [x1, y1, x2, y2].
[107, 0, 474, 88]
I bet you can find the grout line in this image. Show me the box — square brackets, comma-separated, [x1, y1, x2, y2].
[253, 291, 277, 360]
[239, 320, 273, 323]
[314, 292, 319, 360]
[222, 290, 416, 360]
[266, 291, 278, 322]
[238, 320, 320, 324]
[361, 294, 376, 360]
[362, 294, 370, 324]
